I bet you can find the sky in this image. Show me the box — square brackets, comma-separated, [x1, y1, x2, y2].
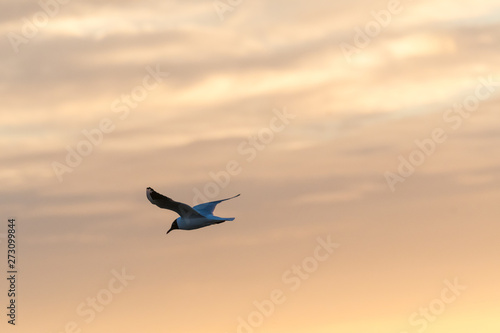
[1, 0, 500, 332]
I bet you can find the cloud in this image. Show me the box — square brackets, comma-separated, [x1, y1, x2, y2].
[2, 1, 500, 332]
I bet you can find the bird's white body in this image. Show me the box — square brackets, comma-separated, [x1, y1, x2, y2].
[176, 216, 225, 230]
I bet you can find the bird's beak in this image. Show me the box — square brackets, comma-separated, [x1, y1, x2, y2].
[166, 227, 174, 234]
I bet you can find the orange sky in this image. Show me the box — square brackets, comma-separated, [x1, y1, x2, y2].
[1, 1, 500, 332]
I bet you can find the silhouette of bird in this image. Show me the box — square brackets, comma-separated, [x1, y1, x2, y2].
[146, 187, 240, 234]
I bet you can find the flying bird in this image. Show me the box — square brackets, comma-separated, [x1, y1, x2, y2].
[146, 187, 240, 234]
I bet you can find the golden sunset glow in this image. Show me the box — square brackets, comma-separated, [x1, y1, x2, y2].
[1, 1, 500, 332]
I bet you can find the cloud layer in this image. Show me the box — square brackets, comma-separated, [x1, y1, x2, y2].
[1, 1, 500, 333]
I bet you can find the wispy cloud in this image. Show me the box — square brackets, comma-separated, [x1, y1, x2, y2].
[2, 1, 500, 332]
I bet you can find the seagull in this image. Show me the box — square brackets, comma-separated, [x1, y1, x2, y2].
[146, 187, 240, 234]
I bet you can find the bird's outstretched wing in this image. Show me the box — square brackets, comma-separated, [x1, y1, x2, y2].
[146, 187, 204, 219]
[193, 194, 240, 216]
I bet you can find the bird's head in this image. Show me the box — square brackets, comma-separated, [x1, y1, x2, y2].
[167, 219, 179, 234]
